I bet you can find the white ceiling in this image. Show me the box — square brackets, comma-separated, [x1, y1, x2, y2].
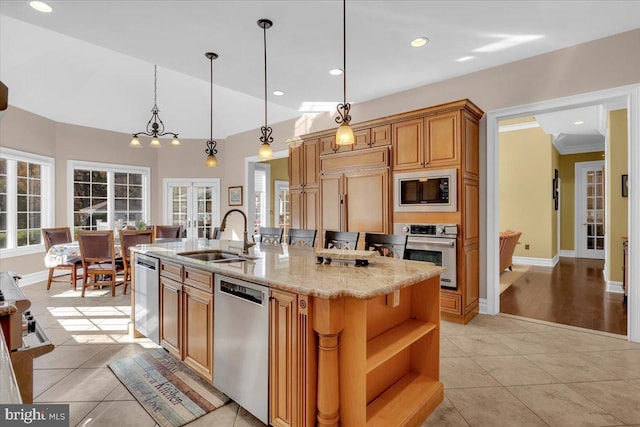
[1, 1, 639, 139]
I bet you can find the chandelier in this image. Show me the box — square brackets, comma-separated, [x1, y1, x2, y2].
[130, 65, 180, 148]
[205, 52, 219, 167]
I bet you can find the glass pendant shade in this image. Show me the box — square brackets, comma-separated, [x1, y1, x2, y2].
[336, 122, 355, 145]
[205, 154, 218, 168]
[150, 137, 161, 147]
[130, 136, 141, 147]
[258, 142, 273, 160]
[171, 136, 180, 146]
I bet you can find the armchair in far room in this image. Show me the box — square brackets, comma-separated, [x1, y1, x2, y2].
[499, 230, 522, 272]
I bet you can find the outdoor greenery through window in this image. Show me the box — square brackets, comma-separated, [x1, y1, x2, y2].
[70, 161, 149, 236]
[0, 149, 53, 254]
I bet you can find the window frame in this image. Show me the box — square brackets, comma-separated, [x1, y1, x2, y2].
[0, 147, 55, 258]
[67, 160, 150, 233]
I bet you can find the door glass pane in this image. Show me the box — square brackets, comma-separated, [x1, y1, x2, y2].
[195, 185, 215, 239]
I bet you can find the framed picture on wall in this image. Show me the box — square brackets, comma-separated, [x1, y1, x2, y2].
[229, 186, 243, 206]
[622, 174, 628, 197]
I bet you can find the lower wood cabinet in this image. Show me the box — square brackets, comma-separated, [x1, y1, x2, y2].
[269, 289, 317, 427]
[160, 267, 214, 383]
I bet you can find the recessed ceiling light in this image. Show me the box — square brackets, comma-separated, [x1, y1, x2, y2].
[273, 90, 284, 96]
[456, 56, 476, 62]
[410, 37, 429, 48]
[29, 1, 53, 13]
[329, 68, 343, 76]
[574, 120, 584, 125]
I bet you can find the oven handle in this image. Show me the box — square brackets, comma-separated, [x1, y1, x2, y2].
[407, 239, 455, 247]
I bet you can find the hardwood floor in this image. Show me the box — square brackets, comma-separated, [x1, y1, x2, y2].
[500, 257, 628, 335]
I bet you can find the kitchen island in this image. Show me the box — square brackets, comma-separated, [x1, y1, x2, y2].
[130, 239, 445, 427]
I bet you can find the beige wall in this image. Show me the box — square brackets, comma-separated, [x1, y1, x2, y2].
[1, 28, 638, 292]
[608, 109, 628, 283]
[499, 126, 555, 259]
[559, 151, 605, 250]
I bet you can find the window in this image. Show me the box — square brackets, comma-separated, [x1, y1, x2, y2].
[253, 164, 269, 234]
[68, 161, 150, 235]
[0, 148, 54, 257]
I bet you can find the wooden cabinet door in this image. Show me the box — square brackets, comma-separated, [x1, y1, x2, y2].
[392, 118, 424, 170]
[160, 276, 182, 358]
[370, 125, 391, 148]
[269, 289, 297, 427]
[182, 285, 214, 382]
[303, 187, 319, 233]
[320, 174, 344, 234]
[344, 169, 389, 247]
[353, 129, 371, 151]
[425, 112, 459, 167]
[289, 143, 304, 189]
[290, 188, 304, 230]
[319, 135, 336, 155]
[303, 140, 320, 188]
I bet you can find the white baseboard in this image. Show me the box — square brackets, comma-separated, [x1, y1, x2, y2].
[479, 298, 488, 314]
[559, 250, 576, 258]
[16, 270, 50, 287]
[513, 255, 559, 268]
[606, 281, 625, 294]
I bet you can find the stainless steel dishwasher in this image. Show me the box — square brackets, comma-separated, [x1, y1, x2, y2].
[214, 274, 269, 424]
[134, 253, 160, 344]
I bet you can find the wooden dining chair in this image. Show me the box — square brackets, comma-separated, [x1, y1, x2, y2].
[42, 227, 83, 291]
[119, 229, 154, 295]
[364, 233, 408, 259]
[324, 231, 360, 250]
[287, 229, 317, 247]
[77, 230, 122, 297]
[155, 225, 182, 239]
[259, 227, 284, 244]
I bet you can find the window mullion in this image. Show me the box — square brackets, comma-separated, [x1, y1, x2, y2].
[7, 159, 17, 249]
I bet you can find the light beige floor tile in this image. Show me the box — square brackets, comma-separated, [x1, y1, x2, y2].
[34, 343, 107, 369]
[35, 368, 120, 402]
[441, 320, 469, 336]
[38, 401, 101, 427]
[64, 333, 124, 345]
[446, 387, 546, 427]
[440, 357, 500, 389]
[497, 332, 576, 354]
[524, 352, 620, 382]
[103, 383, 135, 401]
[41, 326, 74, 345]
[576, 349, 640, 379]
[421, 395, 469, 427]
[440, 337, 468, 358]
[472, 355, 557, 386]
[448, 334, 518, 356]
[462, 314, 532, 335]
[567, 380, 640, 425]
[186, 402, 239, 426]
[78, 400, 156, 427]
[80, 343, 149, 368]
[508, 383, 623, 426]
[233, 406, 266, 427]
[33, 368, 74, 399]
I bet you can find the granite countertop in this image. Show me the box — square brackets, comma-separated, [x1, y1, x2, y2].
[132, 239, 445, 299]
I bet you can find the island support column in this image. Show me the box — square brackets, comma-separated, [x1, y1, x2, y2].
[312, 297, 344, 427]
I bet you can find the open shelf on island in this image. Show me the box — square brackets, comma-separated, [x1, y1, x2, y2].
[366, 372, 442, 427]
[366, 319, 436, 373]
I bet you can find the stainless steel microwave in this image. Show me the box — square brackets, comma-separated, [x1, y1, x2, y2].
[394, 168, 457, 212]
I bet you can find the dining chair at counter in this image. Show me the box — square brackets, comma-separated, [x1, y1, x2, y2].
[42, 227, 83, 291]
[155, 225, 183, 239]
[287, 229, 317, 247]
[119, 229, 154, 295]
[258, 227, 284, 244]
[324, 231, 360, 250]
[77, 230, 123, 297]
[364, 232, 408, 259]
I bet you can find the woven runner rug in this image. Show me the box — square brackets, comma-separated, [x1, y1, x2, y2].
[109, 348, 230, 427]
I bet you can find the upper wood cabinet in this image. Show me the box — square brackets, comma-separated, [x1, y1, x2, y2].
[392, 112, 460, 171]
[289, 139, 319, 190]
[353, 129, 371, 151]
[319, 134, 352, 156]
[353, 125, 391, 151]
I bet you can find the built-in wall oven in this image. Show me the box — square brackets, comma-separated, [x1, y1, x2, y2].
[394, 223, 458, 290]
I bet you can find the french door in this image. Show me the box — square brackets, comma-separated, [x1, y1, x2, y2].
[164, 179, 220, 240]
[575, 161, 605, 259]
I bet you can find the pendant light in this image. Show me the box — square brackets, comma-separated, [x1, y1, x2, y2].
[204, 52, 219, 168]
[130, 65, 180, 148]
[335, 0, 354, 146]
[257, 18, 273, 160]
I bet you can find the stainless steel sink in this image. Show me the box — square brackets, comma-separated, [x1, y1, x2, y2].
[177, 250, 255, 263]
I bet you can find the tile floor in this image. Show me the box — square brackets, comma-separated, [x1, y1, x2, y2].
[22, 281, 640, 427]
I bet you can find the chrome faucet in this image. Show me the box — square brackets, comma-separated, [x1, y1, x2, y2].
[219, 209, 255, 254]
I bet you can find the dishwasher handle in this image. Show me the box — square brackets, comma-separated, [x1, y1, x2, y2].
[136, 256, 158, 270]
[219, 280, 265, 305]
